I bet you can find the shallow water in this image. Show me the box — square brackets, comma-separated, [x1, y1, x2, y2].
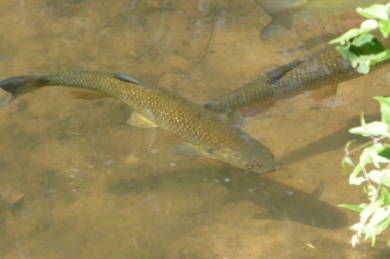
[0, 0, 389, 258]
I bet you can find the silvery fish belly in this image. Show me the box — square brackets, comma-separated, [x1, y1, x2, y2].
[0, 71, 277, 173]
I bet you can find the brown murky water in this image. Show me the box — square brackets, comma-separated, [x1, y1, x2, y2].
[0, 0, 389, 258]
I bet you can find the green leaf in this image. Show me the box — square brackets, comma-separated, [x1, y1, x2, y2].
[350, 176, 367, 185]
[355, 61, 370, 74]
[348, 145, 374, 181]
[353, 34, 385, 54]
[365, 49, 390, 67]
[336, 36, 388, 74]
[373, 216, 390, 238]
[379, 19, 390, 37]
[374, 96, 390, 125]
[329, 27, 375, 44]
[380, 188, 390, 205]
[341, 156, 354, 173]
[336, 45, 358, 62]
[338, 203, 366, 212]
[352, 143, 388, 173]
[363, 206, 390, 245]
[349, 121, 389, 137]
[349, 164, 364, 184]
[368, 170, 390, 187]
[356, 5, 389, 20]
[378, 147, 390, 160]
[351, 33, 375, 47]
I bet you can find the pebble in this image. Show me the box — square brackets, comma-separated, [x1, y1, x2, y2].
[0, 185, 24, 205]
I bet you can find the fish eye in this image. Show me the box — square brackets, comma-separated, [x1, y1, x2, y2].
[207, 148, 216, 154]
[244, 162, 254, 170]
[256, 161, 263, 168]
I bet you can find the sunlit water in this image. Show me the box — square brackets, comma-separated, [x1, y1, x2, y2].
[0, 0, 389, 258]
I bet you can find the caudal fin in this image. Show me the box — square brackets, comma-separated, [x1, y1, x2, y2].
[0, 75, 48, 104]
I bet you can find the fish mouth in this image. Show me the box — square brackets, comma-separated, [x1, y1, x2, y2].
[251, 165, 276, 174]
[246, 160, 278, 174]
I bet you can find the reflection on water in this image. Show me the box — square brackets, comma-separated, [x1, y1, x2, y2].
[0, 0, 389, 258]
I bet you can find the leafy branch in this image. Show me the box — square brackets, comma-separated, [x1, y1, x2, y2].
[329, 3, 390, 74]
[330, 3, 390, 247]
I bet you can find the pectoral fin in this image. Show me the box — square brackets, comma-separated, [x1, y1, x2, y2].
[309, 84, 342, 108]
[126, 112, 158, 128]
[215, 110, 244, 128]
[310, 181, 324, 199]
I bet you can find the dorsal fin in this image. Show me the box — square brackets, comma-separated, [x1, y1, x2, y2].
[266, 59, 305, 81]
[114, 74, 144, 85]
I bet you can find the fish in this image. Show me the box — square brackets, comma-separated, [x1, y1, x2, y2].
[204, 46, 388, 114]
[256, 0, 384, 40]
[254, 0, 308, 40]
[0, 71, 276, 173]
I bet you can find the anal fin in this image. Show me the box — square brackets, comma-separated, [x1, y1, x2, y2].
[309, 83, 344, 109]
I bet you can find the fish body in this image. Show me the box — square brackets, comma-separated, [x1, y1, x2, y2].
[0, 71, 276, 173]
[204, 46, 385, 114]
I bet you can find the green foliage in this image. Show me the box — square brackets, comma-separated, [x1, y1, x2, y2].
[329, 3, 390, 73]
[342, 97, 390, 247]
[336, 4, 390, 247]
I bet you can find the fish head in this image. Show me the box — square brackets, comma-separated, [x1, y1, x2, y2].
[207, 140, 277, 174]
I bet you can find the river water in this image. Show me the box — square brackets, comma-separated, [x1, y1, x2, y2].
[0, 0, 389, 258]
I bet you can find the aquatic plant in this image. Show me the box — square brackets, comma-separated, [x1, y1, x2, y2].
[330, 3, 390, 74]
[331, 3, 390, 247]
[341, 97, 390, 247]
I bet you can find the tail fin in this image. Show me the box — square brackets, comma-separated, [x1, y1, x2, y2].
[0, 75, 49, 103]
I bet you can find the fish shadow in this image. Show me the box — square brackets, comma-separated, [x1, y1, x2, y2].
[281, 113, 379, 165]
[108, 166, 347, 229]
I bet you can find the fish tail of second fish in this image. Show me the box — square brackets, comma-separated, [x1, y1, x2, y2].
[0, 75, 49, 102]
